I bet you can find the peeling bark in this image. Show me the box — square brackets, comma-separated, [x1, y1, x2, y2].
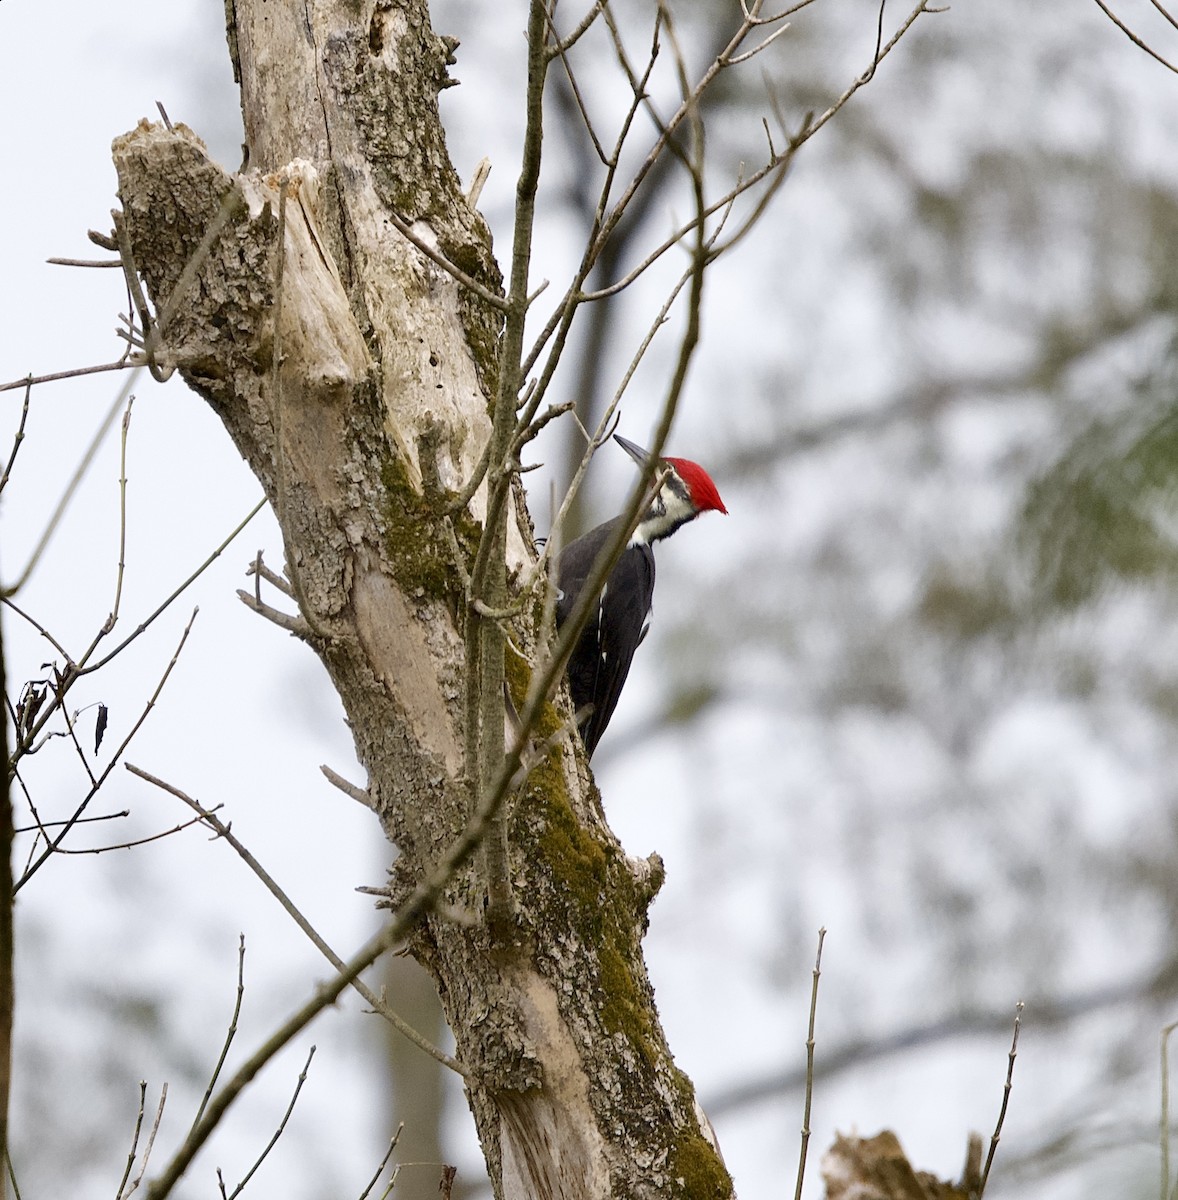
[112, 2, 731, 1196]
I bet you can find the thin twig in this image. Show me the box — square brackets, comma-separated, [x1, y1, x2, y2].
[121, 1084, 167, 1200]
[518, 4, 661, 389]
[979, 1000, 1024, 1195]
[44, 810, 208, 855]
[794, 927, 826, 1200]
[1162, 1020, 1178, 1200]
[1150, 0, 1178, 32]
[741, 0, 821, 22]
[443, 432, 495, 515]
[0, 360, 135, 395]
[858, 0, 890, 85]
[1092, 0, 1178, 72]
[719, 21, 792, 68]
[115, 1081, 148, 1200]
[0, 381, 32, 497]
[320, 764, 373, 808]
[545, 0, 605, 57]
[143, 717, 525, 1200]
[15, 609, 198, 890]
[224, 1046, 316, 1199]
[549, 18, 609, 165]
[5, 376, 134, 598]
[464, 0, 552, 938]
[125, 765, 466, 1077]
[80, 497, 267, 675]
[61, 704, 98, 787]
[192, 936, 246, 1133]
[5, 1149, 21, 1200]
[245, 552, 294, 599]
[384, 210, 508, 311]
[357, 1125, 403, 1200]
[106, 396, 134, 636]
[13, 809, 129, 834]
[234, 590, 312, 638]
[800, 0, 936, 143]
[525, 0, 936, 395]
[46, 257, 122, 268]
[144, 926, 393, 1200]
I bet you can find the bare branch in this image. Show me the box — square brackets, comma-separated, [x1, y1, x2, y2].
[545, 0, 605, 58]
[524, 0, 934, 430]
[719, 21, 792, 68]
[4, 378, 133, 598]
[465, 157, 491, 207]
[140, 684, 538, 1200]
[80, 498, 266, 674]
[192, 935, 246, 1134]
[356, 1124, 403, 1200]
[43, 811, 209, 855]
[463, 0, 555, 935]
[793, 927, 826, 1200]
[106, 396, 134, 636]
[384, 209, 509, 311]
[707, 971, 1167, 1117]
[245, 551, 295, 599]
[1150, 0, 1178, 32]
[45, 256, 122, 268]
[857, 0, 891, 86]
[1161, 1018, 1178, 1200]
[1092, 0, 1178, 72]
[548, 21, 609, 165]
[443, 431, 494, 515]
[740, 0, 822, 25]
[235, 589, 312, 639]
[0, 382, 32, 497]
[6, 492, 264, 785]
[0, 361, 136, 394]
[320, 764, 373, 809]
[979, 1001, 1024, 1194]
[114, 1082, 149, 1200]
[224, 1046, 316, 1200]
[126, 765, 466, 1077]
[15, 608, 198, 890]
[118, 1083, 168, 1200]
[141, 926, 384, 1200]
[13, 809, 129, 835]
[801, 0, 939, 143]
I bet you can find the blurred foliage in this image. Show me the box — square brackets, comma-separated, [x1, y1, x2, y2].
[1021, 361, 1178, 610]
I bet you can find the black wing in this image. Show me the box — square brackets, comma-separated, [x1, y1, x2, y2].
[555, 519, 655, 756]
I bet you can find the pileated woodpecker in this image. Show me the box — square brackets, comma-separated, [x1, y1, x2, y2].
[554, 434, 727, 757]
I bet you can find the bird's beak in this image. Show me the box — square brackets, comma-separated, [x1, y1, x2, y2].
[613, 434, 651, 467]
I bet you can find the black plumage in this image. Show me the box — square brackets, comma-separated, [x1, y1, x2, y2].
[555, 516, 655, 758]
[551, 433, 726, 757]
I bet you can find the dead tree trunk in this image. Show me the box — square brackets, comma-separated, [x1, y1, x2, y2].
[111, 2, 731, 1196]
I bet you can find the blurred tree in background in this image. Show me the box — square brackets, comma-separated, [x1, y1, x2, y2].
[5, 0, 1178, 1198]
